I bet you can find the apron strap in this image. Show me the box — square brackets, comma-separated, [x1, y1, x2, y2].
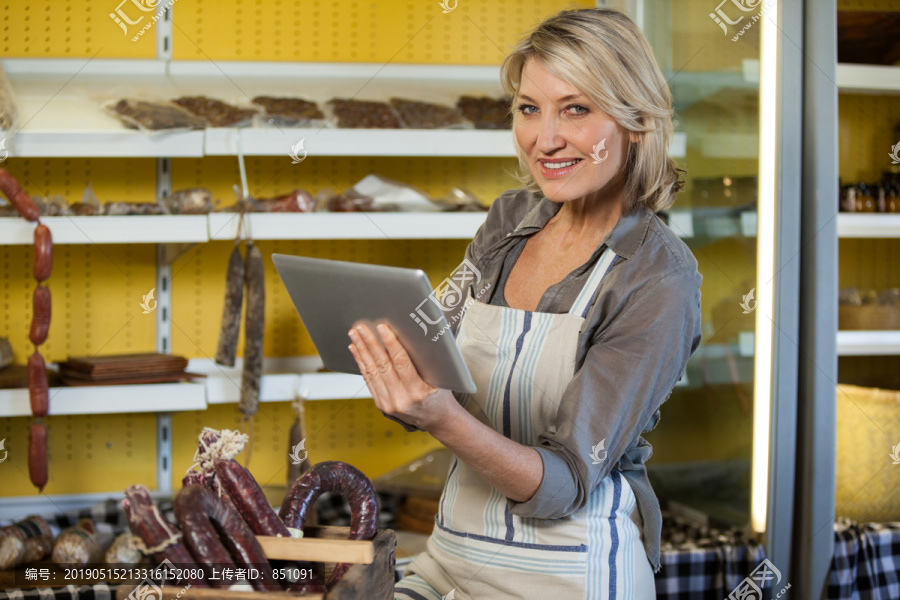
[569, 246, 617, 318]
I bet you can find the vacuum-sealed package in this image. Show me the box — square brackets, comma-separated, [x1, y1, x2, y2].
[105, 98, 206, 132]
[390, 98, 465, 129]
[457, 95, 512, 129]
[327, 98, 401, 128]
[252, 96, 325, 127]
[173, 96, 256, 127]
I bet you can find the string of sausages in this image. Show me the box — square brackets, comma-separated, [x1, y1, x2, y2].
[125, 429, 378, 592]
[0, 168, 52, 492]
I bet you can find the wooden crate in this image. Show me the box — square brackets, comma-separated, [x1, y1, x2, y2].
[115, 527, 396, 600]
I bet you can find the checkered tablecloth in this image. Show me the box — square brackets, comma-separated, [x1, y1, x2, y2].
[4, 498, 898, 599]
[653, 513, 769, 599]
[827, 519, 900, 600]
[0, 492, 398, 600]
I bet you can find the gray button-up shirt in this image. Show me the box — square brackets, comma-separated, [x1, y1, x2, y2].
[392, 188, 702, 571]
[388, 189, 702, 571]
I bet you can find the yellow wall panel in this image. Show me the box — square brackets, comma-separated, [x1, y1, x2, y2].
[170, 238, 470, 359]
[1, 413, 159, 496]
[170, 400, 442, 492]
[2, 0, 156, 58]
[170, 0, 593, 63]
[838, 93, 900, 184]
[2, 244, 158, 364]
[0, 158, 159, 206]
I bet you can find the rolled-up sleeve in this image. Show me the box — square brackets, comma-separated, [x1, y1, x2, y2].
[509, 266, 702, 519]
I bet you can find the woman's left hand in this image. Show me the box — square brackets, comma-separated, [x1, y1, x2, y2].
[348, 323, 457, 432]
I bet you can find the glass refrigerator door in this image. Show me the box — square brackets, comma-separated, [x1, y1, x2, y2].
[609, 0, 799, 571]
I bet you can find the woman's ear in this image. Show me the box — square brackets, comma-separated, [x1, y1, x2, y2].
[629, 131, 640, 144]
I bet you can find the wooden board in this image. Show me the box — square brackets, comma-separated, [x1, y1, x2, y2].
[59, 353, 188, 377]
[255, 536, 374, 564]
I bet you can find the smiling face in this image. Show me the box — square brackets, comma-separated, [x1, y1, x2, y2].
[514, 58, 634, 205]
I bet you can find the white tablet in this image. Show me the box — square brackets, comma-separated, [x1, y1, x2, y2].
[272, 254, 477, 394]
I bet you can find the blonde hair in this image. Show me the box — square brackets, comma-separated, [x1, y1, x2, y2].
[500, 8, 684, 214]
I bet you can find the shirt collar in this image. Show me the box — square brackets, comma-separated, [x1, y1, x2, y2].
[508, 193, 653, 260]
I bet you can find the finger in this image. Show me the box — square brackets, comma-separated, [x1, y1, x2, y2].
[377, 324, 434, 393]
[354, 324, 393, 375]
[348, 343, 388, 408]
[349, 329, 394, 402]
[354, 324, 409, 403]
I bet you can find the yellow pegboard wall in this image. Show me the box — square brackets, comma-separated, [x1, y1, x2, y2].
[0, 158, 159, 206]
[170, 0, 593, 63]
[2, 0, 157, 58]
[1, 243, 157, 364]
[169, 238, 470, 359]
[839, 239, 900, 290]
[839, 94, 900, 184]
[170, 400, 441, 492]
[1, 413, 159, 496]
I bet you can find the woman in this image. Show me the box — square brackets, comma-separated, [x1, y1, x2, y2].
[348, 8, 701, 599]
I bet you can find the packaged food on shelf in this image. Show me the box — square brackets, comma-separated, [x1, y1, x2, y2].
[327, 98, 401, 129]
[221, 189, 316, 212]
[0, 337, 12, 369]
[159, 187, 214, 214]
[389, 98, 465, 129]
[839, 287, 900, 330]
[0, 64, 19, 135]
[103, 201, 163, 216]
[105, 99, 207, 132]
[456, 95, 512, 129]
[69, 183, 103, 216]
[173, 96, 256, 127]
[252, 95, 325, 127]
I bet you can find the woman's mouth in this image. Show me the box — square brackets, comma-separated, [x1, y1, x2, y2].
[538, 158, 583, 179]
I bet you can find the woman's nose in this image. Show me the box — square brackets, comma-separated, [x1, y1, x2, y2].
[536, 114, 565, 154]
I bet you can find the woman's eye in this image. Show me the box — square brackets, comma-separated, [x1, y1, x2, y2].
[517, 104, 537, 115]
[567, 104, 589, 115]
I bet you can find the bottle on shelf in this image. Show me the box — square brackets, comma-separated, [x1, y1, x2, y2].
[856, 183, 876, 212]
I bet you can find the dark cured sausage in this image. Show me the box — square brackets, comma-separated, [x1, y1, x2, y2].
[213, 460, 327, 594]
[122, 485, 207, 587]
[28, 351, 48, 417]
[174, 485, 281, 591]
[215, 245, 244, 367]
[214, 459, 290, 537]
[33, 224, 52, 282]
[240, 242, 264, 418]
[0, 169, 39, 222]
[279, 461, 379, 587]
[30, 285, 51, 345]
[28, 422, 48, 492]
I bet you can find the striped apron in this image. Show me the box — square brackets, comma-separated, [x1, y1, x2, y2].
[395, 247, 656, 600]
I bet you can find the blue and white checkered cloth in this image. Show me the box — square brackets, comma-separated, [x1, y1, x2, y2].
[3, 499, 898, 599]
[827, 519, 900, 600]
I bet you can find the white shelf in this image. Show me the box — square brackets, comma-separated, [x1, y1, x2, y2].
[208, 211, 487, 240]
[0, 59, 686, 159]
[0, 215, 209, 245]
[0, 358, 372, 418]
[204, 128, 516, 157]
[837, 63, 900, 94]
[836, 330, 900, 356]
[837, 213, 900, 238]
[0, 382, 207, 417]
[188, 357, 371, 403]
